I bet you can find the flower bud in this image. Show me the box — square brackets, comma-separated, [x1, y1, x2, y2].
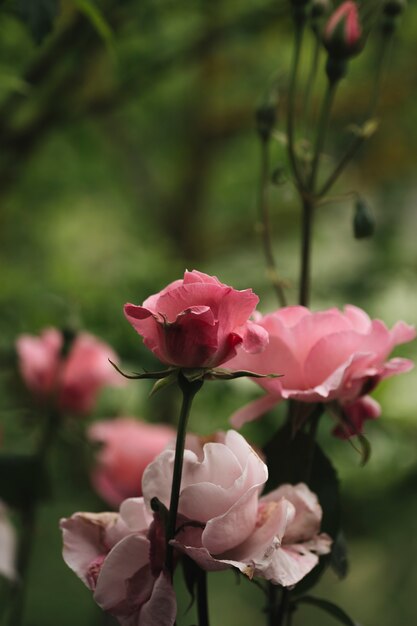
[311, 0, 332, 20]
[323, 1, 362, 60]
[353, 198, 375, 239]
[383, 0, 406, 17]
[255, 103, 276, 141]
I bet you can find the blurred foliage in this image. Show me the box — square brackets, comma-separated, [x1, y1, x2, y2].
[0, 0, 416, 624]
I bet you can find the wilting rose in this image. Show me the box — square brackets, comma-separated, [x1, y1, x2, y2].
[60, 498, 176, 626]
[16, 328, 122, 415]
[226, 305, 415, 430]
[124, 270, 268, 369]
[0, 501, 17, 581]
[88, 418, 175, 507]
[143, 431, 330, 586]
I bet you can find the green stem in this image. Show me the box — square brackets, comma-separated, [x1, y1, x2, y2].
[287, 19, 305, 189]
[7, 408, 59, 626]
[309, 78, 338, 193]
[197, 568, 210, 626]
[318, 35, 391, 199]
[165, 373, 203, 575]
[299, 195, 314, 307]
[259, 137, 287, 307]
[302, 33, 321, 142]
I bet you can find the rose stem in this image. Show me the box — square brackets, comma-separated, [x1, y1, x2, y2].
[165, 372, 203, 575]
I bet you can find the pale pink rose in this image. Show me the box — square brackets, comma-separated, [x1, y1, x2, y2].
[16, 328, 122, 415]
[88, 418, 175, 507]
[226, 306, 415, 429]
[143, 431, 330, 586]
[124, 270, 268, 369]
[60, 498, 176, 626]
[0, 501, 17, 581]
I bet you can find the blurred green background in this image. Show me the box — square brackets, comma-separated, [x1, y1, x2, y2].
[0, 0, 416, 624]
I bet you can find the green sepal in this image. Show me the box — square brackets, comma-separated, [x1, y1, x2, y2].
[109, 360, 177, 380]
[149, 372, 178, 397]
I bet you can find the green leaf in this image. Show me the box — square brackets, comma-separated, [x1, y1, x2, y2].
[330, 531, 349, 579]
[0, 453, 49, 509]
[17, 0, 59, 43]
[73, 0, 114, 53]
[296, 596, 359, 626]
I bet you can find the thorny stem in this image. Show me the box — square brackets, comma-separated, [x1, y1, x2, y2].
[259, 137, 287, 306]
[165, 373, 203, 575]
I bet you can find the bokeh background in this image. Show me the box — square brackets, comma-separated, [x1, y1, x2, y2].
[0, 0, 416, 624]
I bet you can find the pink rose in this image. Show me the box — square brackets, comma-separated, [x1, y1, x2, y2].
[16, 328, 122, 415]
[88, 418, 175, 507]
[124, 270, 268, 369]
[226, 306, 415, 430]
[143, 431, 330, 586]
[0, 500, 17, 581]
[60, 498, 176, 626]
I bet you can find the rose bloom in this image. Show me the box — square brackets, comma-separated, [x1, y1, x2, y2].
[60, 498, 176, 626]
[16, 328, 122, 415]
[88, 417, 175, 507]
[124, 270, 268, 369]
[143, 430, 330, 586]
[225, 305, 415, 433]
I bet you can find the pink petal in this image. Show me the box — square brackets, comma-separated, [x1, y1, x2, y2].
[263, 484, 322, 544]
[240, 321, 269, 354]
[139, 571, 177, 626]
[94, 534, 151, 611]
[267, 544, 319, 587]
[0, 502, 16, 581]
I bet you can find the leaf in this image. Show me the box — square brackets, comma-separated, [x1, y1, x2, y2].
[16, 0, 60, 43]
[73, 0, 114, 53]
[330, 531, 349, 579]
[0, 453, 49, 509]
[181, 555, 200, 612]
[296, 596, 360, 626]
[108, 360, 176, 380]
[208, 368, 281, 381]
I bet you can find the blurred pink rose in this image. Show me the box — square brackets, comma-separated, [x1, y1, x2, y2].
[124, 270, 268, 369]
[0, 501, 17, 581]
[143, 430, 330, 586]
[88, 418, 175, 507]
[226, 305, 415, 430]
[16, 328, 122, 415]
[60, 498, 176, 626]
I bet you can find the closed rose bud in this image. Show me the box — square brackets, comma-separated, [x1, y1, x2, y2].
[324, 1, 362, 59]
[353, 197, 375, 239]
[383, 0, 406, 17]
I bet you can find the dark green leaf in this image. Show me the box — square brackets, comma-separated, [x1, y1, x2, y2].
[17, 0, 59, 43]
[330, 531, 349, 579]
[296, 596, 360, 626]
